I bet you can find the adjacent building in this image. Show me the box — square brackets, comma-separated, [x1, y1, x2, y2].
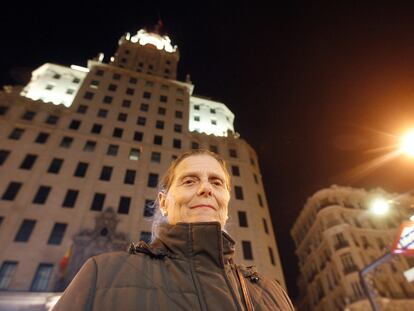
[291, 185, 414, 311]
[0, 27, 286, 309]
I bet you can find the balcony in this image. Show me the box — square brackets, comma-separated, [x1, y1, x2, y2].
[334, 240, 350, 250]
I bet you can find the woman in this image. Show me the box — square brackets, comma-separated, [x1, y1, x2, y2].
[53, 150, 294, 311]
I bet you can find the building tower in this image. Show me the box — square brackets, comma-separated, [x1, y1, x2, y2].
[0, 27, 286, 308]
[291, 185, 414, 311]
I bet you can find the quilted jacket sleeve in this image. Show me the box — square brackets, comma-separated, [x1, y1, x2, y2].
[52, 258, 97, 311]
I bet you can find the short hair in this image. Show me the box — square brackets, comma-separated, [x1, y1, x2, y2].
[150, 149, 231, 241]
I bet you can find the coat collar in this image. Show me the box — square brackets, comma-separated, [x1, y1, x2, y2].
[151, 222, 235, 268]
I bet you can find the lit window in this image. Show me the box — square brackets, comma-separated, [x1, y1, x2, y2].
[129, 148, 140, 161]
[90, 80, 99, 89]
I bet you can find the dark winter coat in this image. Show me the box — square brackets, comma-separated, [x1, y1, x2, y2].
[52, 222, 294, 311]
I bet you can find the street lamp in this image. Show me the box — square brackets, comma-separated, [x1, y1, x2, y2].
[399, 129, 414, 157]
[369, 198, 391, 216]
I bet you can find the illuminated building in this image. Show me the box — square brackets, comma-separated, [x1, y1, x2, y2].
[0, 28, 286, 309]
[291, 185, 414, 311]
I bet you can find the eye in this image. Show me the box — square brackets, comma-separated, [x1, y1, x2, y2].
[183, 178, 195, 185]
[212, 179, 224, 186]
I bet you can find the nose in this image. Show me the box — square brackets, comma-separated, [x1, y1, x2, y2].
[197, 181, 213, 197]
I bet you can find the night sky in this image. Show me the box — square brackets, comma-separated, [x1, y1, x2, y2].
[4, 1, 414, 299]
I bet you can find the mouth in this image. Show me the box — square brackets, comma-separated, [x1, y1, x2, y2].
[190, 204, 216, 210]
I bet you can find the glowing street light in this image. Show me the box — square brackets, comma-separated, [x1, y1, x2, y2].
[399, 129, 414, 157]
[370, 198, 391, 216]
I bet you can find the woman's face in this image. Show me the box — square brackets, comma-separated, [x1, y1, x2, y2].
[159, 154, 231, 228]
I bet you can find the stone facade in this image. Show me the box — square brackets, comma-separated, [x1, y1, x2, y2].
[0, 28, 287, 309]
[291, 185, 414, 310]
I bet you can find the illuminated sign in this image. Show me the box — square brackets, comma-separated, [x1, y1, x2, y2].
[391, 221, 414, 256]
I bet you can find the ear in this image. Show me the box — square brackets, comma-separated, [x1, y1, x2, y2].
[158, 192, 167, 214]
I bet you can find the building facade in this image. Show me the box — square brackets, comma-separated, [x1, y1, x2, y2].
[291, 185, 414, 311]
[0, 28, 286, 309]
